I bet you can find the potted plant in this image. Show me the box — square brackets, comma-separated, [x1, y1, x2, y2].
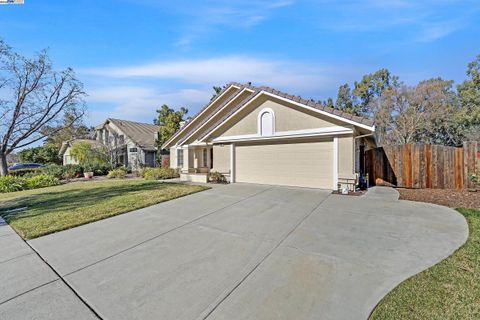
[83, 164, 94, 179]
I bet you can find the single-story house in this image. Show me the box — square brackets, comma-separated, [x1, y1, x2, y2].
[60, 118, 159, 169]
[60, 139, 104, 165]
[163, 83, 376, 189]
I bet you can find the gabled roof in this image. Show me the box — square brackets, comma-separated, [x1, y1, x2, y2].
[100, 118, 159, 150]
[162, 82, 243, 148]
[59, 139, 104, 156]
[163, 83, 375, 148]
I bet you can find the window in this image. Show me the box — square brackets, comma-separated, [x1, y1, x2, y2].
[129, 147, 138, 153]
[119, 135, 125, 145]
[202, 148, 208, 167]
[259, 108, 274, 136]
[177, 149, 184, 167]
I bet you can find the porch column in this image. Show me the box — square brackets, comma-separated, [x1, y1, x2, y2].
[230, 143, 235, 183]
[182, 146, 189, 173]
[206, 147, 212, 169]
[333, 137, 338, 190]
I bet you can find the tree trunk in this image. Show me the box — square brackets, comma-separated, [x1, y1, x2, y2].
[0, 151, 8, 176]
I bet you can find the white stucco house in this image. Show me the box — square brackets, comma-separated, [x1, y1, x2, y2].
[163, 83, 376, 189]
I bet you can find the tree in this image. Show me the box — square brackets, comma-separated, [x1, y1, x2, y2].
[154, 104, 188, 148]
[457, 54, 480, 139]
[0, 40, 86, 175]
[69, 141, 107, 168]
[353, 68, 399, 117]
[18, 144, 61, 164]
[42, 113, 92, 148]
[335, 83, 354, 113]
[372, 78, 458, 145]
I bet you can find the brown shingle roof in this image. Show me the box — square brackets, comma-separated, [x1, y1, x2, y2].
[106, 118, 159, 150]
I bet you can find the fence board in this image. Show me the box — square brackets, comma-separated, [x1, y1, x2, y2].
[365, 142, 478, 189]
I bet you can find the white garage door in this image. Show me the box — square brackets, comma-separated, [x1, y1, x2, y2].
[235, 140, 333, 189]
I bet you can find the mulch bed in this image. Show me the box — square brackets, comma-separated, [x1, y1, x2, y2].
[397, 188, 480, 209]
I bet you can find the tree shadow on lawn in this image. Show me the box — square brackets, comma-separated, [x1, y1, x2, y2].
[0, 181, 185, 223]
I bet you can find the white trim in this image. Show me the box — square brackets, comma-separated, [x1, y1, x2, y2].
[212, 126, 353, 143]
[333, 137, 338, 190]
[163, 84, 241, 148]
[262, 92, 375, 131]
[201, 91, 374, 141]
[230, 143, 236, 183]
[177, 87, 254, 146]
[257, 107, 275, 136]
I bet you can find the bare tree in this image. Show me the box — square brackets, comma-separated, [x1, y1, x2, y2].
[372, 78, 458, 146]
[0, 40, 86, 175]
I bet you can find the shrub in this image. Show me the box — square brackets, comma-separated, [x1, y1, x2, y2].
[0, 175, 28, 193]
[141, 167, 179, 180]
[92, 164, 113, 176]
[26, 174, 60, 189]
[43, 164, 83, 180]
[8, 167, 45, 177]
[470, 161, 480, 186]
[107, 167, 127, 179]
[208, 171, 227, 184]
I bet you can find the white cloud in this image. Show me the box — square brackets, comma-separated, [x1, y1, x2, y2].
[82, 56, 336, 92]
[86, 86, 211, 124]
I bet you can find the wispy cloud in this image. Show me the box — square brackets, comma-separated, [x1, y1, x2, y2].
[82, 56, 337, 92]
[311, 0, 478, 43]
[166, 0, 295, 48]
[86, 86, 211, 123]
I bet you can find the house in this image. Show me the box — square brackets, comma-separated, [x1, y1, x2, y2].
[163, 83, 376, 189]
[60, 139, 104, 165]
[60, 118, 159, 169]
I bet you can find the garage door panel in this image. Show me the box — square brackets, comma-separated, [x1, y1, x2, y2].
[235, 141, 333, 189]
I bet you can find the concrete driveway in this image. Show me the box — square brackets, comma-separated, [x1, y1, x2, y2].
[3, 184, 468, 320]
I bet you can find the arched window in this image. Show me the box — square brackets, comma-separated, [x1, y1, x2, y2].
[258, 108, 275, 136]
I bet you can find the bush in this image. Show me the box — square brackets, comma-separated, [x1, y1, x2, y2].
[0, 175, 28, 193]
[141, 167, 179, 180]
[26, 174, 60, 189]
[92, 164, 113, 176]
[43, 164, 83, 180]
[8, 168, 45, 177]
[208, 171, 227, 184]
[0, 174, 59, 193]
[107, 168, 127, 179]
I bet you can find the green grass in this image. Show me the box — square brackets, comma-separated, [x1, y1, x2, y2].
[370, 208, 480, 320]
[0, 179, 208, 240]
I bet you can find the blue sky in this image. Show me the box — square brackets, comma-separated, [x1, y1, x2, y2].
[1, 0, 479, 125]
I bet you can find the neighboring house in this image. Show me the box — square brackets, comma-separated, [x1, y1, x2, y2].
[59, 139, 104, 165]
[60, 118, 159, 169]
[163, 83, 376, 189]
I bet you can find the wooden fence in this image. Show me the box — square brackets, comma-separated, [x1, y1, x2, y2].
[365, 142, 478, 189]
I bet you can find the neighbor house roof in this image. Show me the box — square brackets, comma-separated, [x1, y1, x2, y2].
[101, 118, 159, 150]
[59, 139, 104, 156]
[163, 83, 374, 148]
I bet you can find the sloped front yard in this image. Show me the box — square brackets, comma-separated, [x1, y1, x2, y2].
[0, 180, 208, 239]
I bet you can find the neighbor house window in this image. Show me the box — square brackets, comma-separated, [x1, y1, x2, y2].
[177, 149, 184, 167]
[129, 147, 138, 153]
[202, 148, 208, 167]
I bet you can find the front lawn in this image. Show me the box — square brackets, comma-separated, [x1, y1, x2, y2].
[370, 208, 480, 319]
[0, 180, 208, 239]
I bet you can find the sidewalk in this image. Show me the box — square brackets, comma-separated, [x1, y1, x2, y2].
[0, 218, 97, 320]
